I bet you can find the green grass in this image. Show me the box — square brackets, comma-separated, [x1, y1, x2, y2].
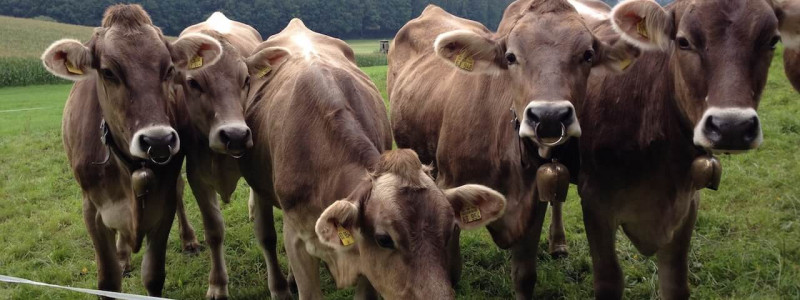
[0, 51, 799, 299]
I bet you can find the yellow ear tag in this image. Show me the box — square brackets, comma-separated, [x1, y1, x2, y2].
[336, 225, 355, 246]
[637, 18, 649, 40]
[65, 60, 83, 75]
[619, 57, 633, 71]
[460, 205, 482, 224]
[454, 49, 475, 72]
[256, 66, 272, 79]
[189, 55, 203, 69]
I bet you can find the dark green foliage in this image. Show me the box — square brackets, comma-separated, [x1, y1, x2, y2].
[0, 0, 515, 39]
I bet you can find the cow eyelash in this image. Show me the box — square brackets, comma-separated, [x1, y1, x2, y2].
[188, 78, 204, 93]
[100, 68, 117, 81]
[676, 37, 692, 50]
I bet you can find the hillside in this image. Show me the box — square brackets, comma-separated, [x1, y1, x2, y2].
[0, 16, 94, 58]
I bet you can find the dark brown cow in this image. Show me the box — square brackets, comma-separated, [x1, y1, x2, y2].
[40, 4, 223, 297]
[175, 13, 280, 299]
[388, 1, 648, 298]
[570, 0, 799, 298]
[239, 19, 507, 299]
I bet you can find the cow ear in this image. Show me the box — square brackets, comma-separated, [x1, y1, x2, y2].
[610, 0, 673, 51]
[41, 39, 92, 81]
[434, 30, 504, 75]
[315, 200, 360, 250]
[593, 39, 642, 73]
[445, 184, 506, 231]
[171, 33, 223, 71]
[246, 47, 291, 80]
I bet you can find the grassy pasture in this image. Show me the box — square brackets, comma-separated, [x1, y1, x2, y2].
[1, 47, 799, 299]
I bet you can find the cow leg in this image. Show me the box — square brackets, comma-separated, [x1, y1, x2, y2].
[252, 189, 291, 299]
[284, 222, 323, 300]
[116, 235, 133, 275]
[548, 201, 568, 258]
[248, 189, 256, 221]
[583, 201, 623, 300]
[141, 190, 177, 297]
[83, 197, 122, 298]
[187, 171, 230, 300]
[510, 200, 548, 300]
[656, 196, 697, 300]
[354, 276, 379, 300]
[176, 177, 202, 253]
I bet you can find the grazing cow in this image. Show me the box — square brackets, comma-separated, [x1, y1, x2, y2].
[388, 1, 645, 297]
[569, 0, 800, 298]
[40, 4, 223, 297]
[175, 13, 283, 299]
[239, 19, 507, 299]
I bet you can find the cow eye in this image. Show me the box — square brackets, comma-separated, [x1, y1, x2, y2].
[375, 234, 395, 249]
[769, 36, 781, 50]
[100, 68, 117, 81]
[505, 53, 517, 65]
[188, 78, 204, 93]
[677, 37, 692, 50]
[583, 49, 595, 64]
[243, 75, 251, 89]
[164, 66, 175, 81]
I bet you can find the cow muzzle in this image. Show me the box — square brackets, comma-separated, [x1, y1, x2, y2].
[210, 123, 253, 158]
[130, 126, 180, 165]
[519, 101, 581, 147]
[693, 107, 762, 153]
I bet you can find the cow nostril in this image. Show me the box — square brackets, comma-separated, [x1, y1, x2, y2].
[219, 130, 230, 145]
[525, 108, 539, 123]
[557, 106, 573, 123]
[742, 116, 760, 142]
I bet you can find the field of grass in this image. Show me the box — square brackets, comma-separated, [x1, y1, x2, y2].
[1, 46, 799, 299]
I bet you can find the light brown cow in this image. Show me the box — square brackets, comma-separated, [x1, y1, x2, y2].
[238, 19, 507, 299]
[175, 12, 286, 300]
[387, 1, 646, 298]
[775, 0, 800, 90]
[570, 0, 800, 298]
[40, 4, 223, 297]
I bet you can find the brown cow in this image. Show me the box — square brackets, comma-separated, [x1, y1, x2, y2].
[387, 1, 646, 298]
[238, 19, 507, 299]
[775, 0, 800, 90]
[175, 13, 288, 300]
[570, 0, 800, 298]
[40, 4, 223, 297]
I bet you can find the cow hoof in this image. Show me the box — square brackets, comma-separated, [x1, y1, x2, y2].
[549, 245, 569, 259]
[182, 240, 204, 254]
[206, 285, 229, 300]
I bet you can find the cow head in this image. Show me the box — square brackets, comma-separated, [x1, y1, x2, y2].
[774, 0, 800, 91]
[434, 0, 642, 150]
[314, 149, 506, 299]
[610, 0, 796, 153]
[41, 4, 222, 164]
[180, 29, 252, 157]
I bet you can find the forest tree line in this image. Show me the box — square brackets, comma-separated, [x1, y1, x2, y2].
[0, 0, 674, 39]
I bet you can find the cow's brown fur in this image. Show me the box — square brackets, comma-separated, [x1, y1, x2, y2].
[571, 0, 793, 298]
[240, 19, 505, 299]
[55, 4, 185, 297]
[42, 4, 227, 297]
[388, 1, 638, 298]
[174, 13, 286, 300]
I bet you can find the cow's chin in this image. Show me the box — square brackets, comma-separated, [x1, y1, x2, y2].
[518, 121, 581, 158]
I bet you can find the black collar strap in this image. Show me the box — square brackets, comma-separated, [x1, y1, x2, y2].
[93, 119, 147, 171]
